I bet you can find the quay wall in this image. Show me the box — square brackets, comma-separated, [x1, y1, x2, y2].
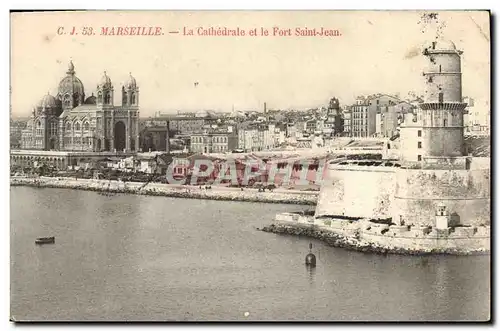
[10, 176, 318, 205]
[265, 214, 490, 255]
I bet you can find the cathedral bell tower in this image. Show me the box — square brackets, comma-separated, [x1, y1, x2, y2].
[121, 73, 139, 108]
[121, 73, 140, 153]
[96, 71, 114, 108]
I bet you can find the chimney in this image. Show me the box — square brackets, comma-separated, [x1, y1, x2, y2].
[264, 102, 267, 114]
[165, 121, 171, 154]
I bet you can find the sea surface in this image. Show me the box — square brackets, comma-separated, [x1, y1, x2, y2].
[10, 186, 490, 321]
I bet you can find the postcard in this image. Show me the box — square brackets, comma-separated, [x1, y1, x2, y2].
[10, 10, 490, 322]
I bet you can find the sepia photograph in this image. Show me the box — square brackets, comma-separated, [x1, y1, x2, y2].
[9, 9, 491, 322]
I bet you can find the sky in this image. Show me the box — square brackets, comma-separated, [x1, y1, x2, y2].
[10, 10, 490, 117]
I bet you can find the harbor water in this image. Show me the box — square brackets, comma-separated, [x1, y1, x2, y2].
[10, 186, 490, 321]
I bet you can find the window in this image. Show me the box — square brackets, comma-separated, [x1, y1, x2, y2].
[417, 130, 422, 137]
[63, 94, 71, 108]
[418, 142, 422, 149]
[131, 93, 136, 105]
[104, 92, 111, 104]
[97, 91, 103, 104]
[35, 120, 43, 136]
[443, 119, 447, 126]
[83, 122, 90, 131]
[438, 92, 444, 103]
[75, 122, 81, 131]
[50, 121, 58, 136]
[418, 155, 422, 161]
[439, 64, 442, 73]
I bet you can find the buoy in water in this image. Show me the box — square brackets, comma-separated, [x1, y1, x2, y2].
[305, 253, 316, 266]
[305, 243, 316, 267]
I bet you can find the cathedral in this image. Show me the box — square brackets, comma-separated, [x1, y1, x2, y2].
[21, 60, 140, 152]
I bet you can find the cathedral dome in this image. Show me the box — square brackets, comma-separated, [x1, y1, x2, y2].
[125, 73, 137, 89]
[84, 93, 97, 104]
[58, 75, 85, 96]
[37, 93, 58, 108]
[58, 61, 85, 99]
[99, 71, 112, 88]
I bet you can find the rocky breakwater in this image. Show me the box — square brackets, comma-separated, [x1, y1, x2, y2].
[10, 176, 317, 205]
[260, 214, 490, 256]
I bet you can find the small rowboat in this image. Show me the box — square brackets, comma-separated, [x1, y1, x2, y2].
[35, 237, 55, 245]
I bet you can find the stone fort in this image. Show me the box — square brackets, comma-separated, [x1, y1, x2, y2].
[309, 38, 490, 252]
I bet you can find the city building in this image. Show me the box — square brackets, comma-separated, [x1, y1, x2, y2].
[237, 122, 280, 152]
[190, 129, 238, 153]
[463, 97, 490, 136]
[380, 101, 414, 138]
[350, 97, 369, 137]
[351, 94, 400, 137]
[151, 110, 219, 135]
[139, 125, 171, 152]
[20, 61, 140, 152]
[326, 97, 344, 136]
[342, 107, 352, 136]
[10, 119, 27, 149]
[305, 119, 317, 133]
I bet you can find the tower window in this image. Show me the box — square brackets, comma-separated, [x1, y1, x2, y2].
[438, 93, 444, 103]
[439, 65, 442, 73]
[97, 91, 103, 104]
[418, 155, 422, 161]
[418, 142, 422, 149]
[122, 92, 128, 105]
[104, 92, 111, 104]
[417, 130, 422, 137]
[444, 119, 447, 126]
[131, 93, 136, 105]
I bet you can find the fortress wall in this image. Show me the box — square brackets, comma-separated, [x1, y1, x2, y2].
[314, 166, 396, 219]
[393, 168, 490, 226]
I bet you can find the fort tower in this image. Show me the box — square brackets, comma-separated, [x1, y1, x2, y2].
[400, 39, 468, 162]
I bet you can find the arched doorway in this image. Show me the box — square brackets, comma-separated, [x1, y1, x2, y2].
[114, 121, 126, 152]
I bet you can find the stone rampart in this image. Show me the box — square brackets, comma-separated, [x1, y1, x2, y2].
[393, 168, 490, 226]
[315, 166, 396, 219]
